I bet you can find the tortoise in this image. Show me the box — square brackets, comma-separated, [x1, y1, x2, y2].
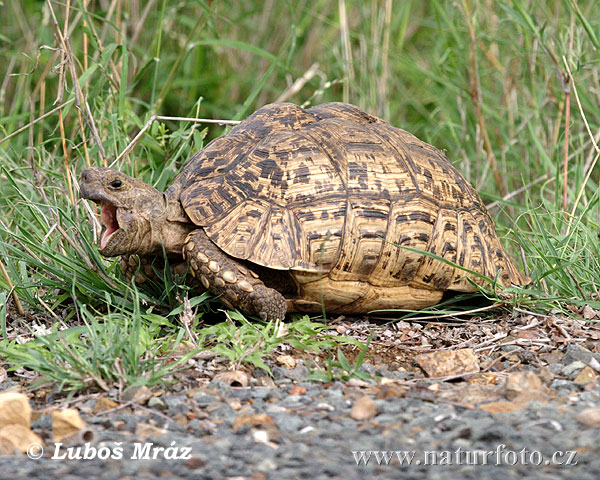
[80, 102, 529, 321]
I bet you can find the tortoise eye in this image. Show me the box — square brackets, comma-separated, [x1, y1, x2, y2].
[109, 179, 122, 189]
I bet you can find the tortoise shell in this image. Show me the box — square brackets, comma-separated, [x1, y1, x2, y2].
[168, 102, 529, 312]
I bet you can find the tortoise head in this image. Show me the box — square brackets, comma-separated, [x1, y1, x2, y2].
[79, 167, 171, 256]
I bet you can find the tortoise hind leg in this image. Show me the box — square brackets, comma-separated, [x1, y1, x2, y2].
[183, 230, 287, 322]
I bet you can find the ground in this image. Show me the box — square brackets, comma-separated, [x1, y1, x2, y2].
[1, 309, 600, 479]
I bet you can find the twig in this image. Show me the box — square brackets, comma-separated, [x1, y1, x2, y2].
[110, 115, 241, 167]
[454, 331, 509, 351]
[388, 303, 504, 323]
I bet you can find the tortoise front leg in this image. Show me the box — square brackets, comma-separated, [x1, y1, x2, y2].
[119, 254, 188, 284]
[183, 230, 287, 322]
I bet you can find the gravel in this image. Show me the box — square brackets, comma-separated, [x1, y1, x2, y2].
[2, 317, 600, 479]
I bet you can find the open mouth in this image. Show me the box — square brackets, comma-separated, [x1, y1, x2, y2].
[100, 202, 119, 250]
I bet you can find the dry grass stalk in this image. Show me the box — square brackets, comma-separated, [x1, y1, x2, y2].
[0, 98, 75, 146]
[338, 0, 354, 104]
[0, 259, 24, 316]
[111, 115, 241, 167]
[462, 0, 505, 197]
[46, 0, 107, 164]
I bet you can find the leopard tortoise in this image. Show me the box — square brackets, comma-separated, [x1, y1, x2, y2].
[80, 102, 529, 321]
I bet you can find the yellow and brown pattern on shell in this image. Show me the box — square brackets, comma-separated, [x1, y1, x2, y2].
[170, 102, 529, 312]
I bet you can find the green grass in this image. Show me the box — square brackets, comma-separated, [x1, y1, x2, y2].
[0, 0, 599, 394]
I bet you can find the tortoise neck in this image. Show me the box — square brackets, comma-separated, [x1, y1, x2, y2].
[153, 194, 194, 255]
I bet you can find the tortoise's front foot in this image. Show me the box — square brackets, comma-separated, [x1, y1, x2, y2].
[183, 230, 287, 322]
[119, 254, 187, 284]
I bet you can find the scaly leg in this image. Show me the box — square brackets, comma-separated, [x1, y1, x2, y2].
[183, 229, 287, 322]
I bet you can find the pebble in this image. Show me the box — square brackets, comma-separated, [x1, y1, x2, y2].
[563, 344, 600, 365]
[576, 408, 600, 428]
[562, 361, 587, 378]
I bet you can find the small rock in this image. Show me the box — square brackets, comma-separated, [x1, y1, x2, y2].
[415, 348, 479, 377]
[536, 367, 555, 386]
[479, 401, 524, 414]
[135, 422, 167, 440]
[232, 413, 277, 433]
[589, 357, 600, 373]
[562, 361, 586, 378]
[576, 408, 600, 428]
[272, 365, 308, 382]
[350, 395, 377, 421]
[214, 370, 249, 387]
[276, 355, 296, 369]
[504, 371, 544, 400]
[93, 396, 119, 413]
[147, 396, 167, 410]
[52, 409, 86, 442]
[574, 366, 598, 385]
[548, 363, 565, 375]
[0, 392, 32, 428]
[564, 344, 600, 365]
[193, 392, 218, 407]
[164, 395, 190, 415]
[0, 424, 43, 453]
[550, 379, 578, 391]
[289, 385, 307, 396]
[121, 385, 153, 404]
[256, 458, 277, 472]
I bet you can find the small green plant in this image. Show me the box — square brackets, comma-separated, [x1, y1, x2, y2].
[0, 294, 196, 394]
[306, 333, 374, 383]
[195, 312, 357, 374]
